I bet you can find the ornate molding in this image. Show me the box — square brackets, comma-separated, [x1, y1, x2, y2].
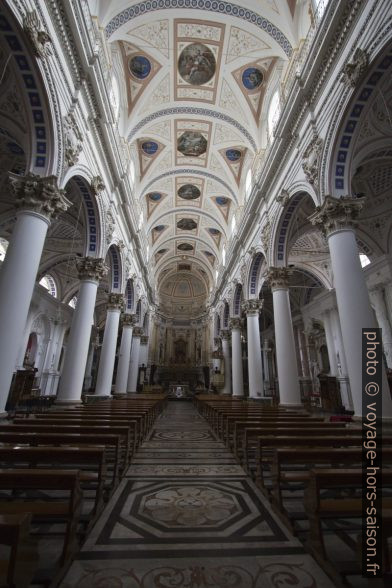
[76, 257, 108, 282]
[266, 267, 291, 290]
[141, 335, 149, 345]
[261, 219, 271, 253]
[229, 317, 242, 330]
[308, 195, 365, 237]
[23, 10, 52, 59]
[9, 173, 71, 222]
[122, 313, 137, 327]
[133, 327, 144, 338]
[340, 48, 369, 88]
[107, 293, 124, 311]
[91, 175, 105, 195]
[302, 134, 323, 188]
[105, 209, 115, 245]
[64, 113, 83, 167]
[276, 189, 290, 207]
[242, 299, 263, 315]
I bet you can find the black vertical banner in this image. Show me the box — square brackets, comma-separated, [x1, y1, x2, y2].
[362, 328, 383, 578]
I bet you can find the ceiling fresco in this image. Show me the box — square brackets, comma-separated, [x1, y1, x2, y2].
[99, 0, 298, 318]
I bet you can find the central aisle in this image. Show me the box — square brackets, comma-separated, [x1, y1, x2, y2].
[61, 401, 334, 587]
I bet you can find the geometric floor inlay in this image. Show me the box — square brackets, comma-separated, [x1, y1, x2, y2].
[60, 400, 336, 586]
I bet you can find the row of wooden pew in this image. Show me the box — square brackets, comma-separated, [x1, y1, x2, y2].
[0, 394, 166, 587]
[195, 395, 392, 586]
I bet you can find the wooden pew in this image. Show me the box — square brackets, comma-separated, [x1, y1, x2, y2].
[304, 468, 392, 579]
[0, 513, 38, 588]
[0, 446, 106, 520]
[0, 424, 132, 466]
[0, 432, 122, 491]
[0, 469, 82, 566]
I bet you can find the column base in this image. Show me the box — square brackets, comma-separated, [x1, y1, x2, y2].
[55, 398, 82, 405]
[279, 402, 304, 409]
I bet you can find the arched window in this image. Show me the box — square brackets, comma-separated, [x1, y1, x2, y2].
[110, 74, 120, 120]
[130, 159, 136, 185]
[231, 214, 237, 236]
[68, 295, 78, 309]
[0, 238, 8, 261]
[222, 244, 226, 267]
[359, 254, 371, 268]
[268, 90, 281, 141]
[39, 274, 57, 297]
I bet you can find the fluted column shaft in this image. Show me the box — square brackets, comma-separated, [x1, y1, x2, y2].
[94, 294, 124, 397]
[0, 174, 71, 413]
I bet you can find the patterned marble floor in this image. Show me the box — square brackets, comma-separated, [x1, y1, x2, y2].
[60, 401, 335, 587]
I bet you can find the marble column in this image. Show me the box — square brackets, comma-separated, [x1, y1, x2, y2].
[370, 286, 392, 368]
[267, 268, 302, 406]
[262, 343, 271, 394]
[322, 310, 338, 375]
[127, 327, 144, 393]
[0, 173, 70, 413]
[330, 307, 352, 410]
[84, 330, 98, 391]
[310, 196, 392, 418]
[220, 329, 232, 395]
[57, 257, 108, 403]
[139, 335, 149, 367]
[230, 318, 244, 397]
[115, 314, 136, 394]
[242, 299, 264, 398]
[94, 293, 124, 397]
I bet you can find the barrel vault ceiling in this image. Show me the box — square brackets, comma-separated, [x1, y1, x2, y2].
[91, 0, 301, 318]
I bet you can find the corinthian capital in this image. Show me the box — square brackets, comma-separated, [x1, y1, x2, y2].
[76, 257, 108, 282]
[133, 327, 144, 338]
[242, 299, 263, 315]
[10, 172, 71, 222]
[107, 293, 124, 311]
[267, 267, 291, 290]
[229, 317, 242, 330]
[122, 313, 137, 327]
[308, 195, 365, 237]
[220, 329, 231, 341]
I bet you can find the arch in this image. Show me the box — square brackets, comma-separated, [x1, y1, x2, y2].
[232, 283, 243, 317]
[326, 45, 392, 197]
[247, 252, 264, 299]
[270, 191, 316, 266]
[107, 244, 123, 293]
[0, 5, 56, 175]
[125, 279, 135, 313]
[222, 301, 230, 329]
[62, 174, 102, 257]
[39, 273, 57, 298]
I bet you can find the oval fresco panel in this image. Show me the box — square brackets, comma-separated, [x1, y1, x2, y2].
[226, 149, 242, 162]
[148, 192, 162, 201]
[177, 218, 198, 231]
[178, 184, 201, 200]
[177, 132, 207, 157]
[216, 196, 228, 206]
[178, 43, 216, 86]
[177, 243, 194, 251]
[142, 141, 158, 155]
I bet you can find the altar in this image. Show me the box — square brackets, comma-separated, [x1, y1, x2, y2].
[168, 383, 191, 399]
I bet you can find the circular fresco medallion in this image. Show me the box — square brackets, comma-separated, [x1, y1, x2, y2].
[157, 248, 167, 254]
[142, 141, 158, 155]
[204, 250, 214, 257]
[178, 184, 201, 200]
[177, 218, 197, 231]
[208, 228, 220, 236]
[154, 225, 165, 232]
[177, 243, 194, 251]
[178, 43, 216, 86]
[148, 192, 162, 201]
[216, 196, 228, 206]
[226, 149, 242, 162]
[177, 131, 207, 157]
[129, 55, 151, 79]
[242, 67, 263, 90]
